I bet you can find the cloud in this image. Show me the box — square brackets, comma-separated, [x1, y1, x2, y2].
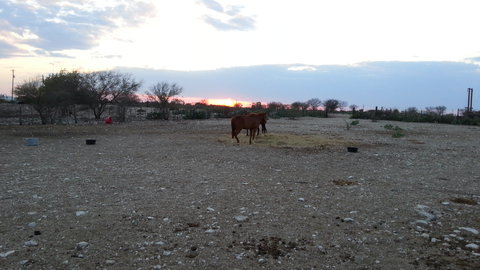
[197, 0, 256, 31]
[0, 0, 156, 57]
[288, 65, 317, 71]
[203, 15, 255, 31]
[197, 0, 224, 13]
[0, 40, 22, 58]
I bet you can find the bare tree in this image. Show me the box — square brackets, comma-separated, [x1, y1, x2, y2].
[147, 82, 183, 120]
[81, 71, 141, 119]
[15, 79, 52, 124]
[267, 102, 284, 111]
[323, 99, 343, 117]
[306, 98, 322, 110]
[435, 106, 447, 116]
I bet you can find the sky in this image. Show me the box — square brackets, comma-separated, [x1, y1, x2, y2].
[1, 0, 480, 110]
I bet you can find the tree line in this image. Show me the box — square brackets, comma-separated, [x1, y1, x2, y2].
[8, 69, 351, 124]
[11, 70, 183, 124]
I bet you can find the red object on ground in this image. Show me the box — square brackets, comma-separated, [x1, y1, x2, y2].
[104, 117, 112, 124]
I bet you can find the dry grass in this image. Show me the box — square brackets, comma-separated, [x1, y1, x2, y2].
[332, 179, 357, 186]
[220, 132, 351, 149]
[450, 197, 478, 205]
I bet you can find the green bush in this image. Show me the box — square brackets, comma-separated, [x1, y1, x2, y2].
[183, 110, 210, 120]
[384, 124, 404, 137]
[146, 112, 167, 120]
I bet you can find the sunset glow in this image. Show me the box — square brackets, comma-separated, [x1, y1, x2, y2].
[206, 98, 251, 107]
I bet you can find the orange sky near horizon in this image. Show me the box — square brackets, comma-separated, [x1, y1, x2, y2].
[139, 94, 255, 107]
[204, 98, 252, 107]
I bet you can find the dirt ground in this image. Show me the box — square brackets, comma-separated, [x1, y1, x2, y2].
[1, 116, 479, 270]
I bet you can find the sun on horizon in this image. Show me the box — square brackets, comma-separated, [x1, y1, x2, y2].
[206, 98, 251, 108]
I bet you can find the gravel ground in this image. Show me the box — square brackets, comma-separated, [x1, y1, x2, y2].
[1, 116, 479, 270]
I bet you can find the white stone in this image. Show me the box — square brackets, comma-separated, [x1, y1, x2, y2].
[0, 250, 15, 257]
[24, 240, 38, 247]
[458, 227, 479, 235]
[75, 211, 87, 216]
[413, 220, 429, 225]
[76, 241, 89, 250]
[234, 215, 249, 222]
[343, 218, 354, 223]
[421, 233, 430, 239]
[298, 198, 305, 202]
[207, 207, 215, 212]
[465, 243, 479, 250]
[105, 260, 115, 265]
[258, 258, 267, 264]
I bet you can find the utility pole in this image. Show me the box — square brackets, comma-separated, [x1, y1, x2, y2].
[11, 69, 15, 101]
[467, 88, 473, 112]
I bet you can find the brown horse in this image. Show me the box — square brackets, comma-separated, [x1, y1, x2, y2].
[246, 112, 267, 136]
[231, 113, 267, 144]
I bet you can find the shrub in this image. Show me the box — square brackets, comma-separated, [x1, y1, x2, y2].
[183, 110, 210, 120]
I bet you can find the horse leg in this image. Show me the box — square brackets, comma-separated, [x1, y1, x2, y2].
[232, 127, 241, 143]
[249, 128, 255, 144]
[234, 129, 241, 143]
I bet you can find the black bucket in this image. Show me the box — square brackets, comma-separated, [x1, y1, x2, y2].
[86, 139, 96, 145]
[347, 147, 358, 153]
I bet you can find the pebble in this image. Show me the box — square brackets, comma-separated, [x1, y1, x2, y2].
[0, 250, 15, 257]
[298, 198, 305, 202]
[234, 215, 249, 222]
[105, 259, 115, 265]
[458, 227, 479, 235]
[76, 241, 89, 250]
[207, 207, 215, 212]
[24, 240, 38, 247]
[153, 265, 162, 270]
[465, 243, 479, 250]
[163, 251, 172, 256]
[413, 220, 429, 226]
[258, 258, 267, 264]
[343, 218, 354, 223]
[75, 211, 87, 216]
[205, 229, 218, 233]
[28, 222, 37, 227]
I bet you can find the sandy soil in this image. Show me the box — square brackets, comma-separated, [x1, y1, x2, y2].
[1, 116, 479, 270]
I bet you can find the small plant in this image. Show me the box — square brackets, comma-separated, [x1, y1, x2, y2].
[345, 120, 359, 130]
[391, 126, 404, 138]
[384, 124, 405, 137]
